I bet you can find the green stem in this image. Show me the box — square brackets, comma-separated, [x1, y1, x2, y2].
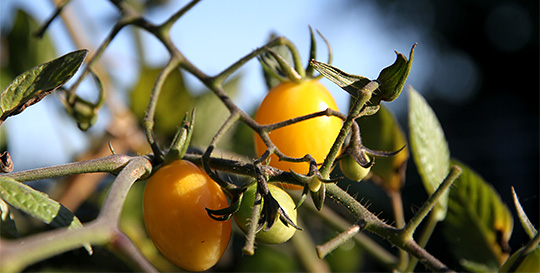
[405, 213, 439, 272]
[242, 192, 262, 255]
[316, 224, 361, 258]
[142, 56, 183, 162]
[0, 154, 132, 182]
[402, 165, 462, 240]
[159, 0, 201, 32]
[292, 218, 330, 273]
[0, 156, 153, 273]
[213, 36, 286, 86]
[310, 203, 398, 269]
[67, 18, 130, 102]
[389, 190, 409, 271]
[319, 81, 378, 177]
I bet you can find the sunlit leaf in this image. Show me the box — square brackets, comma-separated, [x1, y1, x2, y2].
[408, 86, 450, 221]
[357, 104, 408, 192]
[444, 160, 513, 271]
[0, 177, 92, 254]
[512, 187, 537, 239]
[0, 49, 88, 125]
[129, 65, 193, 143]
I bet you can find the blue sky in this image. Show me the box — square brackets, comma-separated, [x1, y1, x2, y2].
[2, 0, 436, 170]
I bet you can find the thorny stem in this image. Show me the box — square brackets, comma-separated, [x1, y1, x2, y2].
[16, 1, 463, 272]
[402, 165, 463, 239]
[325, 183, 454, 272]
[317, 224, 361, 258]
[388, 190, 410, 271]
[142, 56, 183, 162]
[0, 156, 154, 272]
[302, 199, 398, 270]
[319, 81, 379, 178]
[0, 154, 132, 182]
[242, 191, 262, 255]
[202, 112, 242, 195]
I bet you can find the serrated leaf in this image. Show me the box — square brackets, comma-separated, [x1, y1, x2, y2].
[0, 177, 92, 254]
[408, 86, 450, 221]
[129, 65, 193, 143]
[444, 160, 513, 270]
[0, 49, 88, 125]
[512, 187, 537, 239]
[0, 198, 19, 238]
[357, 104, 409, 192]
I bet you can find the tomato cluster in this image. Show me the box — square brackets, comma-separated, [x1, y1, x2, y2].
[143, 160, 231, 272]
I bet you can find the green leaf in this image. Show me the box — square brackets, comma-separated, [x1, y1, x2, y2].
[191, 76, 241, 149]
[0, 198, 19, 238]
[5, 9, 57, 78]
[0, 177, 92, 254]
[408, 86, 450, 221]
[512, 187, 537, 239]
[129, 65, 193, 143]
[444, 160, 513, 271]
[0, 49, 88, 125]
[374, 44, 416, 104]
[357, 104, 409, 192]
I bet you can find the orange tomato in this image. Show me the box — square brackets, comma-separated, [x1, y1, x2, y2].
[143, 160, 231, 271]
[254, 80, 342, 189]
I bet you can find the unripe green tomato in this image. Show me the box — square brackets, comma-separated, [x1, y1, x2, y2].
[340, 154, 372, 182]
[499, 246, 540, 272]
[234, 183, 297, 244]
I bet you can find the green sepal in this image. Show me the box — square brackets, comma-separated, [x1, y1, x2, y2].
[163, 108, 195, 165]
[206, 186, 243, 221]
[512, 187, 537, 239]
[374, 43, 416, 104]
[310, 60, 371, 98]
[310, 183, 326, 211]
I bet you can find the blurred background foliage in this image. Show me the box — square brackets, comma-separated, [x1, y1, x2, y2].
[0, 0, 537, 271]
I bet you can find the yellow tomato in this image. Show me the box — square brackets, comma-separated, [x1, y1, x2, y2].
[254, 80, 342, 189]
[143, 160, 231, 271]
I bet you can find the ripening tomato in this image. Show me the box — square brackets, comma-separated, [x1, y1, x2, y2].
[234, 183, 297, 244]
[254, 80, 342, 189]
[143, 160, 231, 272]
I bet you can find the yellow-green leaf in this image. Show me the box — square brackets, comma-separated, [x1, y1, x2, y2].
[444, 160, 513, 270]
[0, 177, 92, 254]
[357, 104, 408, 192]
[408, 86, 450, 221]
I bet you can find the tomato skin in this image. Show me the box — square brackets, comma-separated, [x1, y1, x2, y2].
[254, 80, 342, 189]
[143, 160, 231, 272]
[234, 183, 297, 244]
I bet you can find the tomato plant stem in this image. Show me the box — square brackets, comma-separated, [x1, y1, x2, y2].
[319, 81, 379, 178]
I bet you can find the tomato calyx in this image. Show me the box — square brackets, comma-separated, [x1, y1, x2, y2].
[260, 27, 333, 86]
[338, 122, 406, 181]
[206, 187, 245, 221]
